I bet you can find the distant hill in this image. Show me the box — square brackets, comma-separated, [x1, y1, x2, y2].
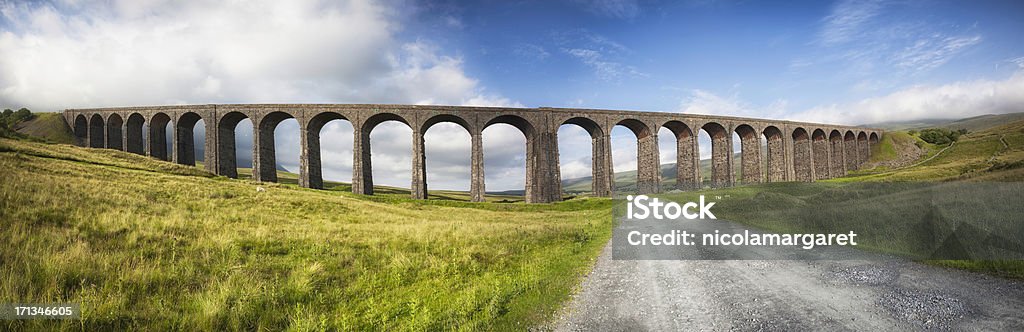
[862, 118, 957, 131]
[865, 112, 1024, 132]
[561, 152, 742, 193]
[926, 113, 1024, 132]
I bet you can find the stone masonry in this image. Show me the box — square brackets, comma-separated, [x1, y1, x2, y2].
[65, 104, 882, 203]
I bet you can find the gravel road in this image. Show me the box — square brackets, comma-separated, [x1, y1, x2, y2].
[552, 232, 1024, 330]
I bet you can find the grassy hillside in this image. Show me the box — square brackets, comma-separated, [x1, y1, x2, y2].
[0, 138, 612, 330]
[12, 112, 78, 145]
[863, 112, 1024, 131]
[839, 119, 1024, 182]
[926, 112, 1024, 132]
[865, 118, 953, 131]
[660, 181, 1024, 278]
[653, 120, 1024, 278]
[866, 131, 912, 163]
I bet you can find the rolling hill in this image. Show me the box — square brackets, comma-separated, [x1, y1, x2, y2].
[864, 112, 1024, 132]
[0, 136, 612, 330]
[10, 112, 78, 145]
[561, 153, 742, 193]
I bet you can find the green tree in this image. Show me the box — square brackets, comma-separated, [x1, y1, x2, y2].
[13, 108, 32, 121]
[918, 128, 961, 145]
[0, 109, 12, 127]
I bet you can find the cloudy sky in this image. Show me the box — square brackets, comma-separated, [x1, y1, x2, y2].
[2, 0, 1023, 191]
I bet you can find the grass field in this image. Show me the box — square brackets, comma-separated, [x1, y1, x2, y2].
[650, 120, 1024, 278]
[657, 182, 1024, 279]
[2, 113, 1022, 329]
[0, 138, 612, 330]
[219, 163, 534, 203]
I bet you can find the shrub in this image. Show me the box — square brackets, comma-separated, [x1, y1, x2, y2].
[918, 128, 962, 145]
[1, 107, 33, 126]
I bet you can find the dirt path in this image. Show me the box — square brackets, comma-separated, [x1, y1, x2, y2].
[989, 135, 1009, 163]
[906, 141, 954, 169]
[553, 239, 1024, 331]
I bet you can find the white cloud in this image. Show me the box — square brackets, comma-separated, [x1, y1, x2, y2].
[0, 0, 531, 191]
[792, 71, 1024, 125]
[557, 125, 594, 179]
[679, 89, 789, 120]
[676, 70, 1024, 127]
[818, 0, 883, 46]
[564, 48, 643, 82]
[572, 0, 640, 19]
[802, 0, 983, 82]
[512, 43, 550, 61]
[894, 35, 982, 72]
[555, 29, 642, 82]
[1009, 56, 1024, 69]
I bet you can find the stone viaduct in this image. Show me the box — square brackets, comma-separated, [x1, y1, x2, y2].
[63, 104, 881, 203]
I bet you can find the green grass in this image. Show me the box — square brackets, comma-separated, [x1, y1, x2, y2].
[12, 112, 79, 145]
[654, 181, 1024, 279]
[0, 138, 612, 330]
[834, 120, 1024, 182]
[867, 131, 905, 163]
[222, 163, 533, 203]
[644, 121, 1024, 278]
[3, 113, 1023, 331]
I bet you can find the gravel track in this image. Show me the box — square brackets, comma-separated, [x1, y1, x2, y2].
[552, 239, 1024, 331]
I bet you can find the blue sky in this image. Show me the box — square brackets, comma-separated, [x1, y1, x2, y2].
[1, 0, 1023, 190]
[400, 0, 1024, 120]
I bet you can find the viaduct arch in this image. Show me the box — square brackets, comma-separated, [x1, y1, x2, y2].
[65, 104, 882, 203]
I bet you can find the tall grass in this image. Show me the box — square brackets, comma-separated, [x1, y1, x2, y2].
[0, 138, 612, 330]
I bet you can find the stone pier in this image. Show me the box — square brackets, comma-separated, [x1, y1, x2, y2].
[65, 104, 882, 203]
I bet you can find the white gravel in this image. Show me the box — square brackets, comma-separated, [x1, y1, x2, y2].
[550, 242, 1024, 331]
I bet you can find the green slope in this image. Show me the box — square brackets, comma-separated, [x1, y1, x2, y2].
[837, 118, 1024, 182]
[654, 120, 1024, 278]
[0, 138, 612, 330]
[926, 112, 1024, 133]
[865, 112, 1024, 132]
[12, 112, 78, 145]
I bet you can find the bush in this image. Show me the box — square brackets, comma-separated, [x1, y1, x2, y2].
[0, 108, 33, 138]
[918, 128, 962, 145]
[1, 107, 33, 126]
